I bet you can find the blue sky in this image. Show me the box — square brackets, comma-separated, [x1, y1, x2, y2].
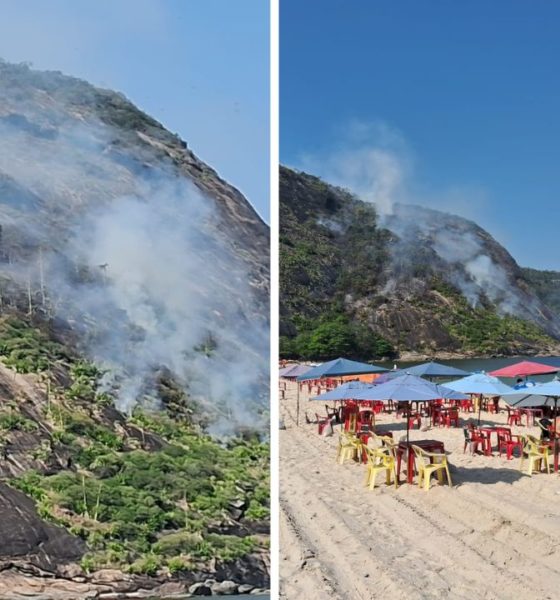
[281, 0, 560, 269]
[0, 0, 269, 220]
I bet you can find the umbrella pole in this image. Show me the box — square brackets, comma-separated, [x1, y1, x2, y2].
[406, 401, 410, 446]
[477, 394, 482, 426]
[296, 384, 300, 427]
[555, 399, 558, 473]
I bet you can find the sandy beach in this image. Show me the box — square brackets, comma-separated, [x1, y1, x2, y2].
[280, 378, 560, 600]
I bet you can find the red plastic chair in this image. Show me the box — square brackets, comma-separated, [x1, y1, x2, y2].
[408, 412, 421, 430]
[507, 408, 522, 427]
[460, 399, 474, 413]
[432, 407, 445, 427]
[488, 397, 500, 414]
[498, 430, 523, 460]
[357, 410, 375, 430]
[463, 426, 485, 454]
[316, 413, 331, 435]
[373, 401, 384, 414]
[443, 408, 460, 428]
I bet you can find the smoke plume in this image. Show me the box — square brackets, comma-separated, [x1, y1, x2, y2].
[0, 66, 268, 431]
[299, 122, 559, 333]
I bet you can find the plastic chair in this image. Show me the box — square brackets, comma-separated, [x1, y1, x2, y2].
[507, 408, 522, 427]
[497, 430, 523, 460]
[358, 409, 375, 430]
[411, 445, 453, 490]
[372, 401, 384, 414]
[443, 407, 459, 428]
[488, 397, 500, 414]
[407, 412, 421, 430]
[364, 443, 398, 490]
[460, 399, 474, 413]
[432, 408, 444, 427]
[463, 427, 484, 454]
[370, 432, 394, 448]
[315, 413, 331, 435]
[344, 411, 358, 433]
[336, 433, 361, 464]
[519, 435, 551, 475]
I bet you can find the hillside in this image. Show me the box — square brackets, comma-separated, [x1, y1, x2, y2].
[521, 267, 560, 315]
[280, 165, 560, 360]
[0, 61, 269, 597]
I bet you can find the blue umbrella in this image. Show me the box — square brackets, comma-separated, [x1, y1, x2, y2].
[352, 374, 466, 402]
[297, 357, 387, 381]
[446, 372, 514, 424]
[402, 361, 471, 379]
[310, 381, 375, 401]
[280, 364, 312, 378]
[445, 372, 514, 396]
[350, 374, 468, 443]
[372, 370, 404, 384]
[503, 381, 560, 408]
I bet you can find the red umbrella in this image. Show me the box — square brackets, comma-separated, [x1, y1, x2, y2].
[489, 360, 559, 378]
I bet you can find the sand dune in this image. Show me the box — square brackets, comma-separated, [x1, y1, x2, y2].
[280, 379, 560, 600]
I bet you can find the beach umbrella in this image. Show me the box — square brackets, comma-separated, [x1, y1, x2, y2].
[350, 374, 468, 444]
[402, 361, 471, 379]
[296, 357, 388, 381]
[489, 360, 558, 378]
[502, 391, 558, 408]
[295, 358, 387, 426]
[372, 370, 404, 384]
[446, 372, 514, 424]
[503, 381, 560, 408]
[279, 364, 312, 378]
[310, 381, 374, 401]
[279, 365, 297, 377]
[503, 381, 560, 457]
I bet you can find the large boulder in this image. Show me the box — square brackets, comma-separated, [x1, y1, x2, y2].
[0, 482, 85, 572]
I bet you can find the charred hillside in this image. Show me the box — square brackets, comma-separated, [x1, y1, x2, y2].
[280, 165, 560, 360]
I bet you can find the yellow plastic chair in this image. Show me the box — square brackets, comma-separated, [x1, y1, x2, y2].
[336, 433, 361, 465]
[369, 432, 393, 448]
[520, 435, 551, 475]
[364, 443, 398, 490]
[411, 445, 452, 491]
[346, 412, 358, 433]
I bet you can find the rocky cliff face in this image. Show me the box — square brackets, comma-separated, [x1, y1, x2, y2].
[280, 165, 560, 359]
[0, 59, 269, 423]
[0, 481, 85, 569]
[0, 61, 269, 596]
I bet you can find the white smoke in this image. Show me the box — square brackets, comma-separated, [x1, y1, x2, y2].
[298, 121, 409, 216]
[0, 77, 268, 431]
[297, 122, 549, 323]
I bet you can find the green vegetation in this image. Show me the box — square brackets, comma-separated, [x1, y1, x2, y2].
[281, 314, 394, 360]
[0, 410, 38, 432]
[11, 410, 268, 574]
[280, 166, 560, 358]
[522, 267, 560, 314]
[279, 167, 394, 360]
[429, 278, 556, 354]
[0, 314, 268, 577]
[0, 317, 69, 373]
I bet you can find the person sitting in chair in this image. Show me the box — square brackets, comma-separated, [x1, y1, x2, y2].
[537, 417, 553, 441]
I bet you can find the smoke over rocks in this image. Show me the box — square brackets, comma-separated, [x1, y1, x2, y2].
[0, 63, 268, 431]
[298, 122, 560, 336]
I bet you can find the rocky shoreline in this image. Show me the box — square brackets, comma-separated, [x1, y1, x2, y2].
[0, 564, 270, 599]
[396, 349, 560, 362]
